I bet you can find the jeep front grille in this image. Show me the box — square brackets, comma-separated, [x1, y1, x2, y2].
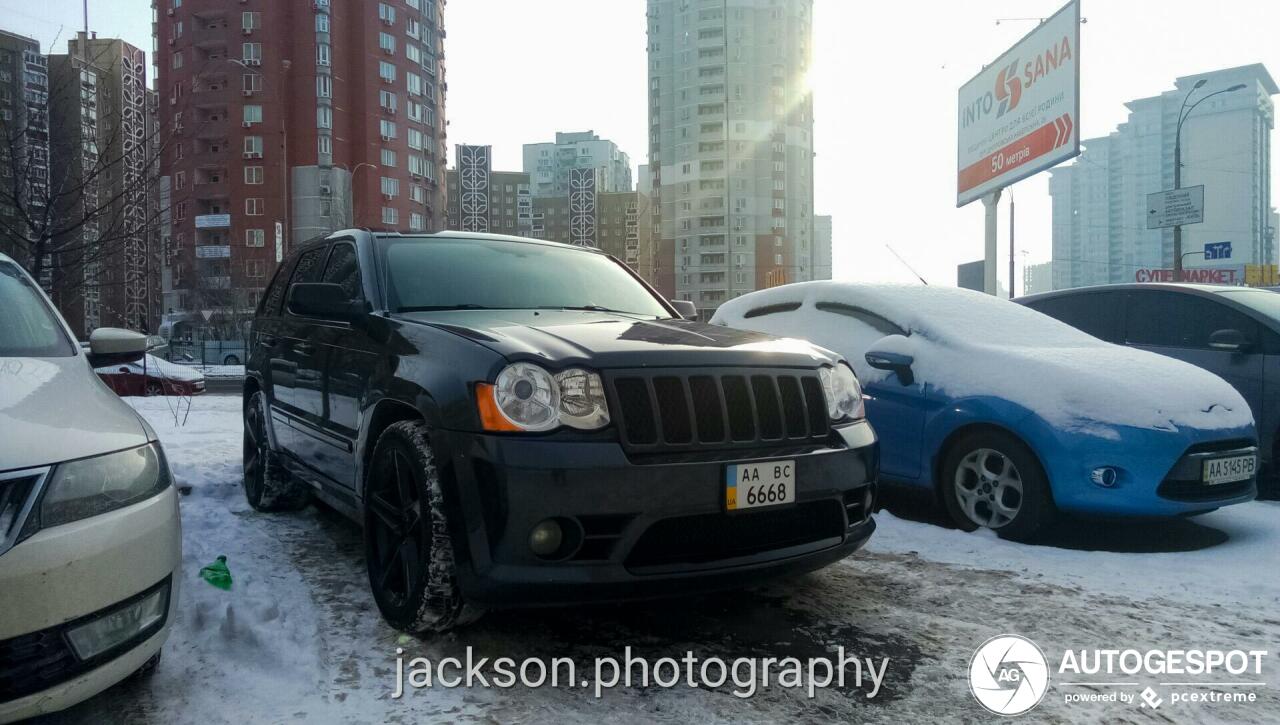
[607, 368, 830, 453]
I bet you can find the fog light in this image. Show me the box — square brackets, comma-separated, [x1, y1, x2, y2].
[529, 519, 564, 558]
[66, 582, 169, 661]
[1090, 467, 1119, 488]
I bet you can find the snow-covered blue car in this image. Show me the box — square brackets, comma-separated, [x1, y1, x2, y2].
[712, 283, 1259, 540]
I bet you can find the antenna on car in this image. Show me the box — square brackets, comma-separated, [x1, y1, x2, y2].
[885, 245, 929, 286]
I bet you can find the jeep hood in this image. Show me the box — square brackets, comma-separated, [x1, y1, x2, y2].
[0, 356, 151, 472]
[396, 310, 840, 369]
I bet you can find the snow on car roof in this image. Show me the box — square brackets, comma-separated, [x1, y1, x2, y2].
[95, 354, 204, 382]
[719, 282, 1101, 348]
[714, 282, 1253, 435]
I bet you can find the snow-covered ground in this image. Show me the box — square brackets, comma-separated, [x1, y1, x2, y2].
[46, 396, 1280, 724]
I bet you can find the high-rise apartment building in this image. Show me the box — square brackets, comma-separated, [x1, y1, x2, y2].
[1049, 65, 1277, 290]
[48, 33, 159, 334]
[154, 0, 447, 328]
[445, 144, 655, 284]
[1022, 261, 1053, 296]
[522, 131, 632, 198]
[1, 30, 160, 336]
[0, 30, 50, 278]
[813, 214, 831, 280]
[445, 147, 533, 235]
[529, 190, 655, 283]
[647, 0, 817, 316]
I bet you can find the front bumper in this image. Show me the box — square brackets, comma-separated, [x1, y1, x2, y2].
[1039, 423, 1259, 517]
[436, 420, 878, 607]
[0, 485, 182, 722]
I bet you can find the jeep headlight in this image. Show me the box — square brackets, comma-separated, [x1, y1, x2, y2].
[478, 363, 610, 432]
[819, 363, 865, 421]
[553, 368, 611, 429]
[39, 443, 172, 529]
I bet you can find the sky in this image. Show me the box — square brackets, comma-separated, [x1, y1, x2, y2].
[4, 0, 1280, 289]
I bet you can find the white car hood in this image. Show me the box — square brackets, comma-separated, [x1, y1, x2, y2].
[0, 355, 151, 471]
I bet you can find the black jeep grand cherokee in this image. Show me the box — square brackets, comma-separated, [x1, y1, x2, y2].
[244, 230, 878, 632]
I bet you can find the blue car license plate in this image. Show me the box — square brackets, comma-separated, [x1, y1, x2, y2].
[1202, 455, 1256, 485]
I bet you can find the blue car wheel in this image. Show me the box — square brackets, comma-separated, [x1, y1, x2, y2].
[941, 429, 1056, 541]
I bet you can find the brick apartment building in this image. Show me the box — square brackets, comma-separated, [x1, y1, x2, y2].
[153, 0, 447, 329]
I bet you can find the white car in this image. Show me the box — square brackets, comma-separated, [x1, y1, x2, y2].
[0, 254, 181, 721]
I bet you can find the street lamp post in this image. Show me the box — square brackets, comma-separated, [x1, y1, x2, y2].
[342, 162, 376, 229]
[1180, 250, 1205, 271]
[1171, 80, 1247, 280]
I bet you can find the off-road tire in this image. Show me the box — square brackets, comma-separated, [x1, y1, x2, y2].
[243, 391, 311, 512]
[364, 420, 483, 633]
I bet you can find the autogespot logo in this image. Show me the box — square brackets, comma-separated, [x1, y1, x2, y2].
[969, 635, 1050, 716]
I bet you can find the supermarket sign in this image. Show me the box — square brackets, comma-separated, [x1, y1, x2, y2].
[957, 0, 1080, 206]
[1135, 267, 1241, 284]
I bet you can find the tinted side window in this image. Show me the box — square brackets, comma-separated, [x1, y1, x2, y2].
[290, 247, 327, 285]
[321, 243, 363, 300]
[284, 246, 328, 316]
[258, 258, 294, 317]
[1025, 292, 1121, 342]
[1125, 291, 1257, 349]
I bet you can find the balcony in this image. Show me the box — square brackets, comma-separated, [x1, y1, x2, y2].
[195, 213, 232, 229]
[198, 275, 232, 290]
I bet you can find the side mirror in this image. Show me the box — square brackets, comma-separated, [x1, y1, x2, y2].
[1209, 328, 1251, 353]
[669, 299, 698, 320]
[87, 328, 148, 367]
[865, 338, 915, 386]
[288, 282, 365, 322]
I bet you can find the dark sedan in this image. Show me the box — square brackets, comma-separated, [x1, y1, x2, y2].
[1020, 282, 1279, 488]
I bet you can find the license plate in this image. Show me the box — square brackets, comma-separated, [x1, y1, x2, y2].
[1203, 454, 1256, 485]
[726, 460, 795, 511]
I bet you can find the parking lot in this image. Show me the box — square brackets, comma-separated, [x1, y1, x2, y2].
[37, 396, 1280, 724]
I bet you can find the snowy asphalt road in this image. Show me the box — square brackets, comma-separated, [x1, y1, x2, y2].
[37, 397, 1280, 724]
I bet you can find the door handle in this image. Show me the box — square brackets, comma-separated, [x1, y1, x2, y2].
[294, 342, 316, 355]
[258, 335, 278, 347]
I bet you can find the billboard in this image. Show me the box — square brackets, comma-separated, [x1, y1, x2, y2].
[957, 1, 1080, 207]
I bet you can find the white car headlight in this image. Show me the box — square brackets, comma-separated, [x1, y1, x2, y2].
[483, 363, 611, 432]
[39, 443, 172, 529]
[819, 363, 865, 421]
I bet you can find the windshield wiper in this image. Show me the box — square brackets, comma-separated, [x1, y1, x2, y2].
[397, 304, 502, 312]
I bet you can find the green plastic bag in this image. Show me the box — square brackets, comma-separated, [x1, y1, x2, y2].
[199, 555, 233, 591]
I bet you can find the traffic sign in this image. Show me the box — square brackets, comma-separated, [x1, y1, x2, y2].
[1147, 186, 1204, 229]
[1205, 241, 1232, 260]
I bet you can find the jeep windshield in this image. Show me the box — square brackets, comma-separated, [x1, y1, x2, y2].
[381, 237, 673, 318]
